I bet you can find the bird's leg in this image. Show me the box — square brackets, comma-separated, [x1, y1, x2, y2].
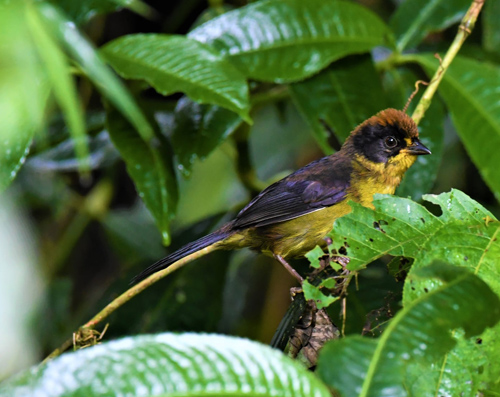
[274, 254, 304, 283]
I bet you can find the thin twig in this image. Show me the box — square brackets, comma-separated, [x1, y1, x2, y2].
[411, 0, 484, 125]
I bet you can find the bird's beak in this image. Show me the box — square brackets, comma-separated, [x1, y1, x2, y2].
[405, 139, 431, 155]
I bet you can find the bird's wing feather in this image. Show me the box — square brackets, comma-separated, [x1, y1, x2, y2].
[233, 155, 351, 229]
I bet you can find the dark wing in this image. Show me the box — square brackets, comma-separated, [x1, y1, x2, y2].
[233, 154, 352, 229]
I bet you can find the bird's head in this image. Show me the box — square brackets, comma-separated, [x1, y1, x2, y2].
[344, 108, 431, 174]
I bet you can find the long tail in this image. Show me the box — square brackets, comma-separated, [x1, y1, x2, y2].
[131, 229, 231, 284]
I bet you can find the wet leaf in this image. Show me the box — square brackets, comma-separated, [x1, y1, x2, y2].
[0, 333, 331, 396]
[101, 34, 251, 121]
[189, 0, 393, 83]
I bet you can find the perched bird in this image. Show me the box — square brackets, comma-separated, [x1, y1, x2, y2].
[133, 108, 430, 284]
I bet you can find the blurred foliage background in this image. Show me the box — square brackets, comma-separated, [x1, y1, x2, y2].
[1, 0, 499, 381]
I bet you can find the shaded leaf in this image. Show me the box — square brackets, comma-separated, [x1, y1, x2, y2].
[189, 0, 393, 83]
[106, 107, 178, 245]
[26, 131, 118, 172]
[102, 201, 165, 263]
[44, 0, 154, 25]
[390, 0, 470, 51]
[171, 96, 242, 177]
[37, 2, 155, 143]
[0, 333, 331, 396]
[290, 55, 388, 153]
[101, 34, 250, 121]
[317, 263, 500, 397]
[414, 54, 500, 202]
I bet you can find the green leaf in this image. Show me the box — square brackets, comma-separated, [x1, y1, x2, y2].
[27, 5, 89, 174]
[305, 245, 326, 269]
[329, 189, 496, 272]
[44, 0, 154, 25]
[290, 55, 388, 152]
[317, 263, 500, 397]
[483, 0, 500, 54]
[189, 0, 393, 83]
[171, 97, 242, 177]
[0, 2, 48, 192]
[302, 280, 338, 310]
[36, 2, 155, 143]
[101, 34, 251, 121]
[414, 54, 500, 202]
[390, 0, 470, 51]
[327, 190, 500, 394]
[106, 107, 178, 245]
[0, 333, 331, 396]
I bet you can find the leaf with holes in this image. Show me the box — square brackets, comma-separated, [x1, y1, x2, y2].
[317, 263, 500, 397]
[325, 189, 500, 395]
[329, 189, 496, 272]
[0, 333, 331, 396]
[189, 0, 393, 83]
[101, 34, 250, 122]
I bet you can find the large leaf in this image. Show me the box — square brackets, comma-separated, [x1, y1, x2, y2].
[0, 2, 48, 192]
[171, 96, 242, 177]
[101, 34, 251, 121]
[106, 107, 178, 245]
[36, 2, 155, 143]
[317, 263, 500, 397]
[414, 54, 500, 202]
[324, 190, 500, 394]
[0, 333, 331, 396]
[44, 0, 153, 25]
[401, 193, 500, 395]
[329, 189, 496, 272]
[390, 0, 470, 51]
[189, 0, 393, 83]
[289, 55, 388, 153]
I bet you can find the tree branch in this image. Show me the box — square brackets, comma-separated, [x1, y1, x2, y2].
[411, 0, 484, 125]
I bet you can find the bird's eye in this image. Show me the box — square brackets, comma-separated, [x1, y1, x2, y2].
[384, 136, 397, 148]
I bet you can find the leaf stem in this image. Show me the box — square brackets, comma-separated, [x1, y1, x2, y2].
[411, 0, 484, 125]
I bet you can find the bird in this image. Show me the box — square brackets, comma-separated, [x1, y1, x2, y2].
[132, 108, 431, 284]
